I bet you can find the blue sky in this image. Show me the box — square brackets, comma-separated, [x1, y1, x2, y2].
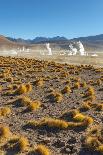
[0, 0, 103, 39]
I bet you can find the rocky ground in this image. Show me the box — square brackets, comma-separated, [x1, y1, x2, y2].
[0, 56, 103, 155]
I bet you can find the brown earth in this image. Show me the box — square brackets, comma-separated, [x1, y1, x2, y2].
[0, 56, 103, 155]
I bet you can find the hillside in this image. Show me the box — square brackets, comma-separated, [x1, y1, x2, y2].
[0, 34, 103, 53]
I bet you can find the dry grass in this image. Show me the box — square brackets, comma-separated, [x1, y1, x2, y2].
[28, 100, 41, 111]
[0, 56, 103, 155]
[28, 118, 69, 129]
[0, 107, 11, 116]
[17, 136, 29, 151]
[50, 92, 63, 103]
[34, 78, 44, 86]
[0, 126, 11, 139]
[35, 144, 51, 155]
[16, 96, 32, 106]
[61, 85, 71, 94]
[87, 86, 95, 96]
[15, 83, 32, 95]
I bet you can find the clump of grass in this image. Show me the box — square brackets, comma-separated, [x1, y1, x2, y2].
[82, 116, 94, 126]
[84, 125, 103, 153]
[16, 96, 31, 106]
[73, 82, 80, 89]
[61, 85, 71, 94]
[62, 109, 93, 127]
[50, 91, 63, 103]
[0, 107, 11, 116]
[79, 101, 92, 111]
[0, 126, 11, 139]
[34, 78, 44, 86]
[0, 86, 2, 91]
[73, 113, 86, 122]
[97, 145, 103, 153]
[28, 100, 41, 111]
[54, 92, 63, 103]
[44, 118, 68, 129]
[87, 86, 95, 96]
[86, 125, 100, 136]
[87, 95, 96, 102]
[28, 118, 69, 129]
[15, 96, 41, 111]
[81, 82, 87, 88]
[85, 136, 100, 149]
[17, 136, 29, 151]
[15, 83, 32, 95]
[35, 144, 51, 155]
[15, 84, 27, 94]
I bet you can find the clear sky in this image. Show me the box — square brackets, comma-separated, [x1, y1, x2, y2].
[0, 0, 103, 39]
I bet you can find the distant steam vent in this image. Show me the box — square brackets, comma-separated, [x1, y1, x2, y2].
[46, 43, 52, 55]
[68, 41, 87, 56]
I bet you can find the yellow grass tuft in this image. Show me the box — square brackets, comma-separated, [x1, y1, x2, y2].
[0, 107, 11, 116]
[82, 116, 94, 126]
[0, 126, 11, 139]
[73, 113, 86, 122]
[87, 86, 95, 96]
[44, 118, 68, 129]
[97, 145, 103, 153]
[85, 136, 100, 149]
[15, 84, 27, 94]
[51, 92, 63, 103]
[15, 83, 32, 95]
[61, 85, 71, 94]
[25, 83, 32, 92]
[35, 144, 50, 155]
[17, 136, 29, 151]
[17, 96, 31, 106]
[28, 118, 69, 129]
[74, 82, 80, 89]
[28, 100, 41, 111]
[34, 78, 44, 86]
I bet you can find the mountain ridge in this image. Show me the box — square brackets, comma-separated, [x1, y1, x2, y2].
[6, 34, 103, 44]
[0, 34, 103, 52]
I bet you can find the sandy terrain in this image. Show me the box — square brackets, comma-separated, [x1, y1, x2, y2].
[0, 56, 103, 155]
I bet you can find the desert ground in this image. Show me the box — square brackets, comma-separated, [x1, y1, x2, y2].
[0, 56, 103, 155]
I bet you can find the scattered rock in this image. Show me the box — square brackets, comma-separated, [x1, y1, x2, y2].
[68, 136, 77, 144]
[40, 137, 51, 144]
[53, 139, 66, 148]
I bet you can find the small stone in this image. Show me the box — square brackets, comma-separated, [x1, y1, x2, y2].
[41, 137, 51, 144]
[64, 147, 71, 153]
[68, 136, 77, 144]
[71, 147, 77, 153]
[53, 139, 65, 148]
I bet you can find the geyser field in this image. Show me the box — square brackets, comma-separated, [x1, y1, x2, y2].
[0, 56, 103, 155]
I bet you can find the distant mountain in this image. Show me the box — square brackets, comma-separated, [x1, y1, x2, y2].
[7, 36, 68, 44]
[0, 34, 103, 52]
[72, 34, 103, 42]
[71, 34, 103, 52]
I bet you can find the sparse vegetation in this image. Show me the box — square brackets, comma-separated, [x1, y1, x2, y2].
[35, 144, 51, 155]
[0, 107, 11, 116]
[0, 56, 102, 155]
[15, 83, 32, 95]
[0, 125, 11, 139]
[17, 136, 29, 151]
[28, 100, 41, 111]
[61, 85, 71, 94]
